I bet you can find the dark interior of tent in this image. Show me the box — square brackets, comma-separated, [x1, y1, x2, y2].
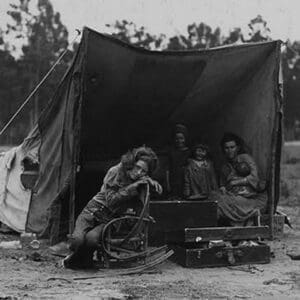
[72, 30, 281, 221]
[21, 28, 283, 243]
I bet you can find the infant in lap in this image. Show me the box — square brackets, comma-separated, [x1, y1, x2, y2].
[228, 162, 253, 197]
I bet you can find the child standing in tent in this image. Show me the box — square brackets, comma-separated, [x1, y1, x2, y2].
[63, 147, 162, 269]
[183, 143, 218, 199]
[167, 124, 191, 198]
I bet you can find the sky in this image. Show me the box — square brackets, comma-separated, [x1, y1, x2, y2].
[1, 0, 300, 46]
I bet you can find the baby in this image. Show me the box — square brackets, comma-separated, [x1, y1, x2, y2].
[229, 161, 252, 196]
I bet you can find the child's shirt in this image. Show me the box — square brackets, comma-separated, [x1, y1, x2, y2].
[183, 158, 218, 198]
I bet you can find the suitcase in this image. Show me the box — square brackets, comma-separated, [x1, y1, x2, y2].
[148, 201, 271, 268]
[171, 243, 271, 268]
[166, 226, 270, 243]
[168, 226, 271, 268]
[149, 200, 218, 246]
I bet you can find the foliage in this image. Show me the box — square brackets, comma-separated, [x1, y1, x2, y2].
[0, 0, 73, 144]
[106, 15, 300, 135]
[106, 20, 167, 50]
[1, 3, 300, 143]
[167, 23, 222, 50]
[247, 15, 271, 42]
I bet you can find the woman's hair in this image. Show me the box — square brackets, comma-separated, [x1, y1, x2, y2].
[121, 146, 158, 176]
[220, 132, 246, 154]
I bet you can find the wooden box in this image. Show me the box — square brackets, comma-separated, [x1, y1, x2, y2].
[149, 201, 218, 246]
[171, 243, 271, 268]
[166, 226, 270, 243]
[261, 214, 285, 238]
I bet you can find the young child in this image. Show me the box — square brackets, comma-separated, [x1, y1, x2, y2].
[183, 143, 218, 200]
[228, 161, 253, 196]
[167, 124, 190, 197]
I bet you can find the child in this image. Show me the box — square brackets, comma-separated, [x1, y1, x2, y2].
[227, 161, 253, 196]
[167, 124, 191, 197]
[183, 143, 218, 200]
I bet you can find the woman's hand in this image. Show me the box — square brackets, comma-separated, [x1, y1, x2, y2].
[146, 177, 163, 194]
[130, 178, 149, 190]
[187, 194, 207, 200]
[220, 186, 227, 194]
[227, 179, 238, 188]
[131, 177, 163, 194]
[228, 177, 247, 188]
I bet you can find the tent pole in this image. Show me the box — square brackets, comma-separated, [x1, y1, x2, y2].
[269, 44, 284, 239]
[69, 165, 77, 234]
[68, 32, 84, 233]
[0, 30, 81, 137]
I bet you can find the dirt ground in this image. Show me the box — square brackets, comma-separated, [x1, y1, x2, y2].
[0, 145, 300, 300]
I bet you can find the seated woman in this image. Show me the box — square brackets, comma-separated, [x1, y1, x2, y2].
[63, 146, 162, 269]
[167, 124, 191, 198]
[183, 143, 218, 200]
[215, 132, 267, 225]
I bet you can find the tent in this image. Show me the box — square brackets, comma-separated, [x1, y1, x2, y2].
[0, 27, 282, 242]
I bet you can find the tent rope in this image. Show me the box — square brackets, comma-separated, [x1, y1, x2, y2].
[0, 29, 81, 137]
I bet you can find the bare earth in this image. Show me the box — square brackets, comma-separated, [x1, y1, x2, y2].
[0, 144, 300, 300]
[0, 202, 299, 300]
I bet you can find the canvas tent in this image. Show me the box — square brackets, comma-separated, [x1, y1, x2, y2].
[0, 27, 282, 241]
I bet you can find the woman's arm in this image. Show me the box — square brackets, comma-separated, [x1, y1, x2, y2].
[243, 154, 259, 189]
[228, 177, 248, 186]
[229, 154, 259, 189]
[105, 176, 162, 207]
[98, 166, 140, 207]
[105, 183, 140, 207]
[208, 161, 218, 190]
[219, 164, 229, 192]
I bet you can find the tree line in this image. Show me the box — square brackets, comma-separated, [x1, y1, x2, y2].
[0, 0, 299, 144]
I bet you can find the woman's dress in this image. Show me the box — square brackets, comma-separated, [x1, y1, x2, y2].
[168, 147, 190, 197]
[213, 153, 267, 222]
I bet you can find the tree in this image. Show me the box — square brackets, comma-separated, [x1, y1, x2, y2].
[5, 0, 72, 131]
[185, 22, 222, 49]
[106, 20, 222, 51]
[167, 35, 190, 50]
[106, 20, 167, 50]
[223, 28, 244, 45]
[0, 48, 23, 143]
[246, 15, 271, 42]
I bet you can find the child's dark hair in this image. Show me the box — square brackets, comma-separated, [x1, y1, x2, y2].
[235, 161, 251, 177]
[191, 143, 210, 158]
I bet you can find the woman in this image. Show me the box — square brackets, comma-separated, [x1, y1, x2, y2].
[167, 124, 191, 197]
[63, 146, 162, 269]
[183, 143, 218, 200]
[216, 132, 267, 225]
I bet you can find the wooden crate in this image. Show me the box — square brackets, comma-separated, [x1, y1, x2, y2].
[171, 243, 270, 268]
[261, 215, 285, 238]
[149, 201, 218, 246]
[166, 226, 270, 243]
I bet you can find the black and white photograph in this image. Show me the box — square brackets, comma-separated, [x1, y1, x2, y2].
[0, 0, 299, 299]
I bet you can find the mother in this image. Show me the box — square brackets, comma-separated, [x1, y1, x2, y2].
[215, 133, 267, 225]
[63, 146, 162, 269]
